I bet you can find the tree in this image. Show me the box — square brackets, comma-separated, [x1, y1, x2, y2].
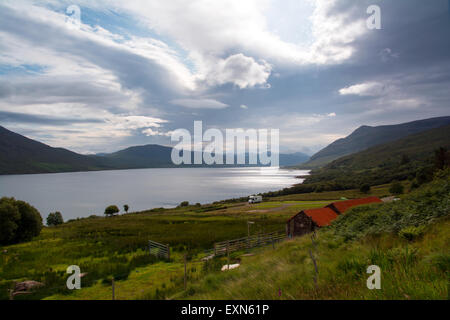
[360, 184, 371, 194]
[389, 181, 404, 195]
[14, 200, 43, 243]
[0, 198, 20, 245]
[104, 205, 119, 217]
[123, 204, 129, 214]
[47, 211, 64, 226]
[179, 201, 189, 207]
[0, 197, 43, 245]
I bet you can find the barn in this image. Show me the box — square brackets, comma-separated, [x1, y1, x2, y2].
[286, 196, 383, 238]
[286, 207, 338, 238]
[326, 197, 382, 215]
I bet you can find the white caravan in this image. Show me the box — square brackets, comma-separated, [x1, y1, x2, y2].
[248, 195, 263, 204]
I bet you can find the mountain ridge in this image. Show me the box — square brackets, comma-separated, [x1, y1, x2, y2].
[0, 126, 309, 174]
[299, 116, 450, 168]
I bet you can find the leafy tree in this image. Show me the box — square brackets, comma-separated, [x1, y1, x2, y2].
[359, 184, 371, 194]
[0, 197, 42, 245]
[123, 204, 129, 213]
[14, 200, 43, 243]
[47, 211, 64, 226]
[389, 181, 404, 195]
[104, 205, 119, 217]
[0, 198, 20, 245]
[179, 201, 189, 207]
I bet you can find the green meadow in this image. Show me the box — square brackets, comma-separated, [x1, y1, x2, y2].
[0, 174, 448, 300]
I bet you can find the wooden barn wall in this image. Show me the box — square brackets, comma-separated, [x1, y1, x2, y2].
[287, 213, 315, 238]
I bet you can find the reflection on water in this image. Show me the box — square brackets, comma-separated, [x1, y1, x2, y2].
[0, 167, 308, 220]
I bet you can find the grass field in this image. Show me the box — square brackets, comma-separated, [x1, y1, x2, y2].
[182, 219, 449, 300]
[1, 197, 334, 300]
[0, 178, 446, 300]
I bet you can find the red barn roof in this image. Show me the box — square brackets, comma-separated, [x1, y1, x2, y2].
[303, 207, 339, 227]
[326, 197, 382, 214]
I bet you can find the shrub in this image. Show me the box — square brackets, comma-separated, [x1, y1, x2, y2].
[47, 211, 64, 226]
[399, 226, 426, 241]
[0, 197, 42, 245]
[105, 205, 120, 217]
[179, 201, 189, 207]
[389, 181, 404, 195]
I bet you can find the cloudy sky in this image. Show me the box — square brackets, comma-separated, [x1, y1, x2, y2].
[0, 0, 449, 154]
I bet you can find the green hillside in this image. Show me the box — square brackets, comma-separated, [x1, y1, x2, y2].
[300, 116, 450, 169]
[269, 124, 450, 196]
[0, 126, 106, 175]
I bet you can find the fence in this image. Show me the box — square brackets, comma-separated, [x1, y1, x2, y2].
[211, 231, 285, 257]
[148, 240, 170, 260]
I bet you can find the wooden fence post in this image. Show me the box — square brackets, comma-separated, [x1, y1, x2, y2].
[167, 244, 170, 260]
[226, 241, 230, 269]
[184, 254, 187, 291]
[112, 278, 115, 300]
[309, 249, 318, 291]
[8, 289, 13, 300]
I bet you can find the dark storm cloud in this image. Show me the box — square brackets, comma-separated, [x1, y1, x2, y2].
[0, 110, 103, 125]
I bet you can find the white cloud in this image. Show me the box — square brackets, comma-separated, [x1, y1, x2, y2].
[204, 54, 272, 89]
[339, 82, 386, 97]
[240, 104, 249, 109]
[170, 98, 229, 109]
[142, 128, 173, 137]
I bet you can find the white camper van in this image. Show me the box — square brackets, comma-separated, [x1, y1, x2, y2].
[248, 195, 263, 204]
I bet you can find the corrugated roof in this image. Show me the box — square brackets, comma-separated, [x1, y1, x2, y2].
[326, 196, 382, 214]
[303, 207, 338, 227]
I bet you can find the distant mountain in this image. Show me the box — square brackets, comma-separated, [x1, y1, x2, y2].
[272, 124, 450, 196]
[98, 145, 310, 168]
[0, 126, 308, 174]
[0, 125, 106, 174]
[303, 124, 450, 188]
[300, 116, 450, 168]
[323, 124, 450, 171]
[97, 144, 175, 169]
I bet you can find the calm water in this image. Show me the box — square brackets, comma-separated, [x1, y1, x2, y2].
[0, 167, 308, 221]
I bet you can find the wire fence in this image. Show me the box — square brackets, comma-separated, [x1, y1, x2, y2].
[210, 230, 286, 257]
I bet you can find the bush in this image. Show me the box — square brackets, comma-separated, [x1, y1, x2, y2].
[179, 201, 189, 207]
[0, 197, 43, 245]
[104, 205, 120, 217]
[389, 181, 404, 195]
[47, 211, 64, 226]
[399, 226, 426, 241]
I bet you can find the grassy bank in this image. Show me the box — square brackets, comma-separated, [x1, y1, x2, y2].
[180, 172, 450, 300]
[0, 173, 447, 300]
